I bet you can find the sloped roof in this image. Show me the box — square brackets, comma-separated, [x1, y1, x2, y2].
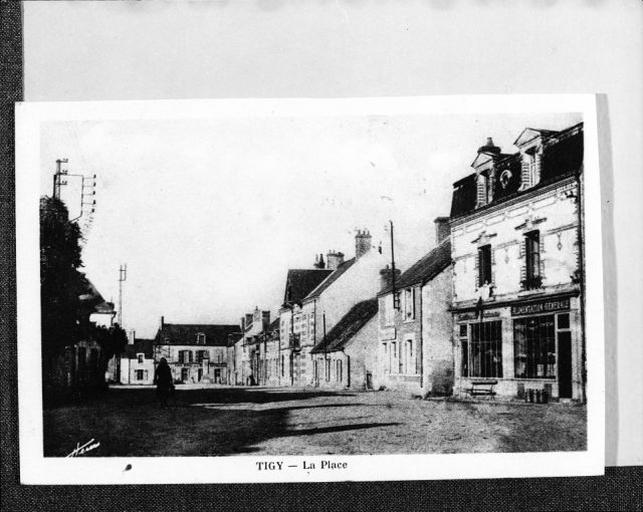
[227, 332, 243, 347]
[310, 298, 378, 354]
[124, 338, 154, 358]
[282, 269, 333, 306]
[156, 323, 241, 346]
[450, 123, 583, 219]
[379, 239, 451, 296]
[304, 257, 356, 301]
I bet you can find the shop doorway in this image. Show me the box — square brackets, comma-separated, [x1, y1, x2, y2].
[558, 331, 572, 398]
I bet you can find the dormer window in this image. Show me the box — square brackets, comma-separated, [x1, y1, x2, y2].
[476, 173, 489, 208]
[196, 332, 206, 344]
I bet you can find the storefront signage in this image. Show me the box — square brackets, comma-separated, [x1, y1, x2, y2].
[456, 311, 501, 321]
[511, 298, 570, 316]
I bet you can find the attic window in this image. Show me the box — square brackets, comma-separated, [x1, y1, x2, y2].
[196, 332, 206, 344]
[521, 146, 541, 190]
[476, 173, 489, 208]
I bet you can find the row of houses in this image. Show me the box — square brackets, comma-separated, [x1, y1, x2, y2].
[116, 122, 585, 401]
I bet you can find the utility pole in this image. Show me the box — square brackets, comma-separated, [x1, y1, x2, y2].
[52, 158, 68, 200]
[52, 158, 97, 225]
[118, 264, 127, 326]
[389, 220, 400, 310]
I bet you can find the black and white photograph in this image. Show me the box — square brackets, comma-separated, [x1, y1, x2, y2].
[15, 95, 604, 483]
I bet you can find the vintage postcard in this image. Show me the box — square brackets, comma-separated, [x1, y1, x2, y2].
[16, 95, 604, 484]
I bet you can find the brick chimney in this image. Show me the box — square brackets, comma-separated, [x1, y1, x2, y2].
[355, 229, 372, 259]
[313, 253, 326, 269]
[379, 265, 401, 292]
[434, 216, 451, 244]
[326, 250, 345, 270]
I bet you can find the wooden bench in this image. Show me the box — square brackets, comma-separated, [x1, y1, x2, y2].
[468, 379, 498, 396]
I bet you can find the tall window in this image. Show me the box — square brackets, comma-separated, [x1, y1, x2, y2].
[514, 315, 556, 378]
[325, 358, 331, 381]
[404, 339, 414, 374]
[404, 288, 415, 320]
[390, 341, 397, 373]
[336, 360, 343, 382]
[462, 320, 503, 378]
[478, 244, 492, 287]
[524, 230, 541, 289]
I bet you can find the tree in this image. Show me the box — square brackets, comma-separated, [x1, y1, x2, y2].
[40, 196, 83, 359]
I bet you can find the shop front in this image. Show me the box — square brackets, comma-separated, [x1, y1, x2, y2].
[453, 294, 583, 401]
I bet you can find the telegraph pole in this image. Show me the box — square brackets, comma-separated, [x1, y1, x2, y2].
[118, 264, 127, 326]
[52, 158, 97, 224]
[52, 158, 68, 200]
[389, 220, 400, 310]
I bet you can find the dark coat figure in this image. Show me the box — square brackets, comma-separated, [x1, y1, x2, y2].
[154, 358, 174, 408]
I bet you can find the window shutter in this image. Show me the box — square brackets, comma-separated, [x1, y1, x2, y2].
[521, 158, 531, 189]
[490, 247, 496, 285]
[474, 250, 480, 288]
[534, 152, 542, 185]
[539, 235, 545, 279]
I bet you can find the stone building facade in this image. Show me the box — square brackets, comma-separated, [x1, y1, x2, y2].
[294, 230, 386, 387]
[154, 320, 240, 384]
[449, 123, 585, 401]
[310, 298, 379, 390]
[377, 220, 453, 396]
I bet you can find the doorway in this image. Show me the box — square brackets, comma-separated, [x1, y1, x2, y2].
[558, 331, 572, 398]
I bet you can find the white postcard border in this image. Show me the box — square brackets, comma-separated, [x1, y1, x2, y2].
[16, 94, 604, 484]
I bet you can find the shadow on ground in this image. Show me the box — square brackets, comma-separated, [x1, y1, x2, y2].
[43, 387, 396, 457]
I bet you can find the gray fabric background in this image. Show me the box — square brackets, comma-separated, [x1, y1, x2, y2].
[1, 1, 641, 510]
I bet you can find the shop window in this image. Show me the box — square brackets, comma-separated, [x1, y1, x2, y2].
[514, 315, 555, 378]
[478, 245, 492, 287]
[463, 320, 503, 378]
[181, 368, 189, 382]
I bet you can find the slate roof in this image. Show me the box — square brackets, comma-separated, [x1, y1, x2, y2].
[450, 123, 583, 219]
[282, 268, 333, 306]
[379, 239, 452, 296]
[310, 298, 378, 354]
[227, 332, 243, 347]
[304, 258, 357, 301]
[124, 339, 154, 359]
[155, 323, 241, 346]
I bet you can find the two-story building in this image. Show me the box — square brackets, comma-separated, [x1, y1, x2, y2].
[239, 307, 271, 385]
[154, 319, 240, 384]
[292, 230, 387, 387]
[278, 263, 333, 386]
[376, 219, 453, 396]
[449, 123, 585, 401]
[118, 338, 155, 385]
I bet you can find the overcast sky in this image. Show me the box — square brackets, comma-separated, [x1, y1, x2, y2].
[40, 111, 581, 338]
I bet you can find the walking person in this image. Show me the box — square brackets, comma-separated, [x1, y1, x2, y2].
[154, 358, 174, 408]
